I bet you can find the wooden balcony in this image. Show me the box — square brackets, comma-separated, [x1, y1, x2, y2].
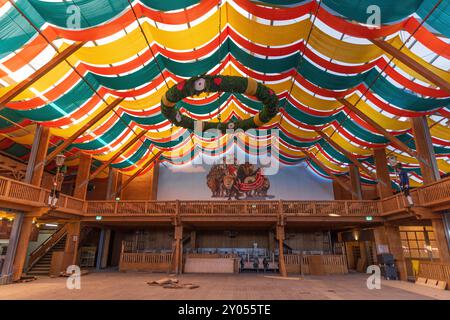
[0, 176, 84, 215]
[0, 175, 448, 224]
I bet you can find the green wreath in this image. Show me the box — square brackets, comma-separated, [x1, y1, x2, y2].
[160, 75, 279, 133]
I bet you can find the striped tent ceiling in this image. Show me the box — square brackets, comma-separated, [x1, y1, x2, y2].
[0, 0, 449, 188]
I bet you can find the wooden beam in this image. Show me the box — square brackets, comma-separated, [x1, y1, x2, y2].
[371, 39, 450, 94]
[73, 153, 92, 199]
[338, 98, 419, 159]
[0, 42, 86, 107]
[373, 148, 393, 199]
[89, 130, 146, 181]
[302, 149, 356, 197]
[349, 164, 363, 200]
[410, 116, 440, 184]
[45, 98, 124, 164]
[27, 126, 50, 187]
[316, 131, 376, 180]
[114, 151, 162, 197]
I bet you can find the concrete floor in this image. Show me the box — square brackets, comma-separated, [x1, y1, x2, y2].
[0, 272, 449, 300]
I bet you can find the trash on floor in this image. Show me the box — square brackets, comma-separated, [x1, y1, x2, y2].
[147, 278, 199, 289]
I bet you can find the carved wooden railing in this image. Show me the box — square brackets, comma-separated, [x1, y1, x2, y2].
[380, 176, 450, 214]
[284, 254, 348, 274]
[0, 175, 87, 213]
[85, 199, 381, 217]
[86, 200, 177, 216]
[0, 174, 449, 219]
[417, 261, 450, 284]
[26, 224, 68, 271]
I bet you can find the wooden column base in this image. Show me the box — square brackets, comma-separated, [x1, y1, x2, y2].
[12, 216, 34, 281]
[276, 225, 287, 277]
[62, 222, 81, 272]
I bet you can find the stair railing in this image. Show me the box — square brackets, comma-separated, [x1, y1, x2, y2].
[26, 224, 68, 272]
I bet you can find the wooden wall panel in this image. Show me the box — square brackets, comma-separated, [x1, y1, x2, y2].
[86, 178, 108, 200]
[121, 167, 158, 200]
[196, 230, 269, 249]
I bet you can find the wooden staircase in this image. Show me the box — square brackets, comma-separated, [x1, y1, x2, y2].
[27, 236, 66, 276]
[26, 225, 68, 276]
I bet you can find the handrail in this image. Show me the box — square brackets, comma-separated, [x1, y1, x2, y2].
[0, 175, 84, 213]
[0, 173, 449, 219]
[26, 224, 68, 272]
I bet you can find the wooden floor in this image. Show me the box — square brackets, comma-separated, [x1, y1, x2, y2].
[1, 272, 449, 300]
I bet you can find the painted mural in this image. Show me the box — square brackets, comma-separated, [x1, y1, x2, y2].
[158, 161, 333, 201]
[206, 159, 271, 200]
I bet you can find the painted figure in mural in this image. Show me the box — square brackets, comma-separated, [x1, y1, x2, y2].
[206, 158, 271, 199]
[206, 164, 225, 197]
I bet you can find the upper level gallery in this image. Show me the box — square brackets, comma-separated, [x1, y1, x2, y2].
[0, 174, 448, 224]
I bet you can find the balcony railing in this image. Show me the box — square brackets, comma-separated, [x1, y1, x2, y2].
[0, 175, 84, 213]
[0, 174, 449, 219]
[85, 199, 381, 217]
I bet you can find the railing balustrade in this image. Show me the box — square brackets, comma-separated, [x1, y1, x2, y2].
[0, 175, 449, 218]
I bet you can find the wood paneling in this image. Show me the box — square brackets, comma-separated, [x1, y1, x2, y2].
[121, 166, 159, 200]
[196, 230, 269, 249]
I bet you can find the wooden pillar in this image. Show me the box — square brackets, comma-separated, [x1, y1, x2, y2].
[73, 153, 92, 199]
[411, 117, 449, 261]
[62, 222, 81, 271]
[349, 164, 363, 200]
[106, 168, 119, 200]
[411, 117, 440, 184]
[190, 230, 196, 249]
[432, 218, 450, 263]
[373, 227, 389, 255]
[26, 126, 50, 186]
[268, 230, 275, 253]
[150, 160, 159, 200]
[174, 225, 183, 274]
[373, 148, 393, 199]
[384, 224, 407, 281]
[276, 225, 287, 277]
[12, 215, 34, 281]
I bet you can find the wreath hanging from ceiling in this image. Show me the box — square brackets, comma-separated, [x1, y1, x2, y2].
[160, 75, 279, 133]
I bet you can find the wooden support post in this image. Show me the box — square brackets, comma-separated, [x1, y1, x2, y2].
[27, 126, 51, 187]
[373, 227, 389, 255]
[174, 225, 183, 274]
[89, 131, 146, 181]
[410, 116, 440, 184]
[0, 42, 86, 107]
[190, 231, 196, 249]
[432, 218, 450, 263]
[12, 215, 34, 281]
[384, 224, 407, 281]
[276, 201, 287, 277]
[371, 39, 450, 94]
[106, 167, 119, 200]
[73, 153, 92, 199]
[373, 148, 393, 199]
[349, 164, 363, 200]
[45, 98, 124, 164]
[338, 98, 418, 159]
[62, 222, 81, 271]
[276, 225, 287, 277]
[150, 159, 159, 200]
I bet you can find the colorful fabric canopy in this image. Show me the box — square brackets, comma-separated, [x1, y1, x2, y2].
[0, 0, 449, 187]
